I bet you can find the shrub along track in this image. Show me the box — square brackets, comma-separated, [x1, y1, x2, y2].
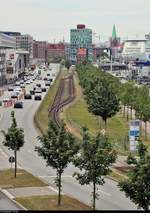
[49, 75, 75, 126]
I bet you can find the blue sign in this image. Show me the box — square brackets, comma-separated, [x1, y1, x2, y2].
[129, 130, 140, 137]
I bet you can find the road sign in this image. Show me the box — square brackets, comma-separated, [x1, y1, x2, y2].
[129, 120, 140, 151]
[9, 156, 15, 163]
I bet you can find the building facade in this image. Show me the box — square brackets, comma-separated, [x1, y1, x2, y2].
[33, 41, 47, 62]
[46, 43, 65, 62]
[122, 40, 150, 62]
[70, 24, 93, 63]
[0, 33, 16, 86]
[16, 34, 33, 62]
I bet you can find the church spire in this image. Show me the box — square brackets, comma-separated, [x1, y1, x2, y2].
[112, 24, 117, 39]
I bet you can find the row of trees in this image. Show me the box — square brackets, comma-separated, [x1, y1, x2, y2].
[2, 112, 150, 210]
[76, 64, 120, 129]
[77, 64, 150, 138]
[119, 82, 150, 138]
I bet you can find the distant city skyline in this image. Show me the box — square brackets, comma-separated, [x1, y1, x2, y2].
[0, 0, 149, 43]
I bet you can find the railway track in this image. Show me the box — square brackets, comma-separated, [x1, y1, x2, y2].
[49, 75, 75, 126]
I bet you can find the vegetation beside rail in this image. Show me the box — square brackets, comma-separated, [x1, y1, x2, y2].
[34, 68, 67, 134]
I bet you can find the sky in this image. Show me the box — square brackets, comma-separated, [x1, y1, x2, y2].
[0, 0, 150, 43]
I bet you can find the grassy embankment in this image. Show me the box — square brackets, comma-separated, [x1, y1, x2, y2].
[15, 195, 91, 210]
[61, 72, 129, 155]
[34, 68, 68, 134]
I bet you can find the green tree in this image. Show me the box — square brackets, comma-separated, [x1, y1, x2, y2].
[2, 111, 25, 178]
[118, 140, 150, 211]
[73, 127, 117, 210]
[87, 80, 120, 129]
[35, 120, 79, 206]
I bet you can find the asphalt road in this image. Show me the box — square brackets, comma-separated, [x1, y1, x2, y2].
[0, 191, 22, 210]
[0, 63, 137, 210]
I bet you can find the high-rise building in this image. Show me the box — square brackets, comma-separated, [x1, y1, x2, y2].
[70, 24, 93, 63]
[0, 33, 16, 86]
[16, 34, 33, 61]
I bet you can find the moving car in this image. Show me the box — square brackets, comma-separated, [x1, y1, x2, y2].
[34, 95, 42, 101]
[30, 90, 35, 95]
[24, 94, 32, 99]
[11, 92, 18, 99]
[36, 83, 41, 87]
[8, 87, 14, 91]
[45, 81, 51, 86]
[41, 87, 47, 92]
[35, 88, 42, 93]
[14, 101, 23, 108]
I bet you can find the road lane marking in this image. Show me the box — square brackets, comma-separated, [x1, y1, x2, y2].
[98, 189, 111, 197]
[39, 175, 73, 178]
[2, 189, 15, 199]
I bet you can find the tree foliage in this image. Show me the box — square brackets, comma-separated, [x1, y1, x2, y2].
[2, 111, 25, 178]
[35, 120, 79, 206]
[73, 127, 117, 210]
[118, 140, 150, 211]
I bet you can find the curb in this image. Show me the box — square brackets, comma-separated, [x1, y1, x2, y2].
[1, 189, 27, 210]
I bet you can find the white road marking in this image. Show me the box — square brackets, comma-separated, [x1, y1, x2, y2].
[98, 189, 111, 197]
[2, 189, 14, 199]
[39, 175, 73, 178]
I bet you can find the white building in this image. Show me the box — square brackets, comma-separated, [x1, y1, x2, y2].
[0, 33, 16, 86]
[5, 49, 29, 83]
[122, 40, 150, 62]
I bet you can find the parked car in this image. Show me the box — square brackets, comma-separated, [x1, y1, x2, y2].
[34, 95, 42, 101]
[14, 101, 23, 108]
[47, 73, 50, 76]
[24, 94, 32, 99]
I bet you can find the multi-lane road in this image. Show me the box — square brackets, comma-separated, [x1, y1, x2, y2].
[0, 63, 137, 210]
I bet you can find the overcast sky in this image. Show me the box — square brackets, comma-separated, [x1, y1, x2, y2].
[0, 0, 149, 42]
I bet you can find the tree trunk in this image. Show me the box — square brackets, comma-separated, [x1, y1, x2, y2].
[93, 181, 96, 211]
[58, 172, 62, 206]
[123, 105, 125, 118]
[103, 118, 107, 130]
[126, 106, 129, 121]
[14, 150, 17, 178]
[145, 121, 147, 139]
[130, 106, 132, 120]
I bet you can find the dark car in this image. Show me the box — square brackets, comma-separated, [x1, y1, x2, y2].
[24, 94, 32, 99]
[30, 90, 35, 95]
[11, 94, 18, 99]
[14, 101, 23, 108]
[43, 77, 48, 81]
[41, 87, 47, 92]
[34, 95, 42, 101]
[36, 83, 41, 88]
